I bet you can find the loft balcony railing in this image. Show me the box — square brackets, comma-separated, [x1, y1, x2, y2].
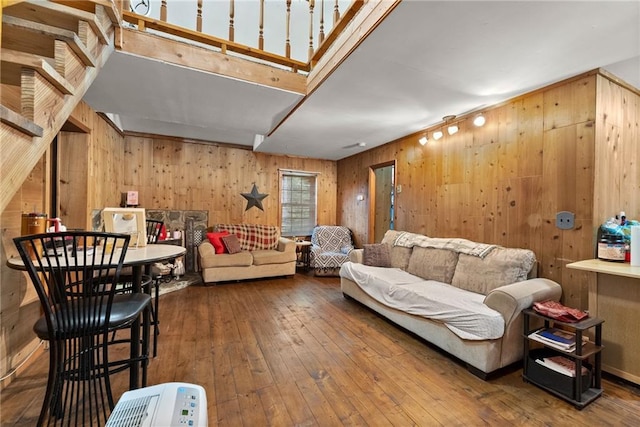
[120, 0, 364, 73]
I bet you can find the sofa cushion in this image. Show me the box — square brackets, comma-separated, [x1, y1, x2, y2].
[221, 234, 242, 254]
[252, 249, 296, 266]
[207, 231, 230, 254]
[380, 230, 412, 270]
[451, 247, 536, 295]
[380, 229, 403, 245]
[216, 224, 279, 251]
[200, 251, 253, 268]
[340, 262, 504, 340]
[406, 247, 459, 283]
[363, 243, 391, 267]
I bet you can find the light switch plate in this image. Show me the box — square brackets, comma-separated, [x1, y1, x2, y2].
[556, 211, 575, 230]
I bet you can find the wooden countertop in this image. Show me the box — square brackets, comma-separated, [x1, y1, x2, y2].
[567, 259, 640, 279]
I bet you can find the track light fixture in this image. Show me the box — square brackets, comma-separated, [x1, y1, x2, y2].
[442, 115, 458, 136]
[418, 112, 488, 146]
[473, 114, 486, 127]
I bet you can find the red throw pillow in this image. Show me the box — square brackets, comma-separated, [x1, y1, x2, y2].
[206, 231, 230, 254]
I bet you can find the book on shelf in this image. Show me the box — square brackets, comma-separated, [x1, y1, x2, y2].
[535, 355, 589, 377]
[537, 328, 575, 345]
[528, 328, 588, 352]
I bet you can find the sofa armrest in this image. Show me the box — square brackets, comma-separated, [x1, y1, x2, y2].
[484, 278, 562, 326]
[348, 248, 363, 263]
[198, 241, 215, 258]
[278, 237, 296, 253]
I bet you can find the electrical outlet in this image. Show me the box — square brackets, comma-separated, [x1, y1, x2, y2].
[556, 211, 575, 230]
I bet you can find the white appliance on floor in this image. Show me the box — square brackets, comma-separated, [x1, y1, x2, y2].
[106, 382, 207, 427]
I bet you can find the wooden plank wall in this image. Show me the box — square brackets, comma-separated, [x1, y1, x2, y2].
[122, 135, 338, 229]
[593, 74, 640, 225]
[0, 153, 47, 389]
[59, 102, 338, 232]
[337, 73, 606, 309]
[58, 101, 125, 230]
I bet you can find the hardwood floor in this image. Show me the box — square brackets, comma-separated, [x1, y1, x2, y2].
[2, 274, 640, 426]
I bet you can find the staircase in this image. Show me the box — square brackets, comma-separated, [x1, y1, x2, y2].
[0, 0, 120, 214]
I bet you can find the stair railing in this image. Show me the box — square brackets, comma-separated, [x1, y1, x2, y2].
[120, 0, 363, 73]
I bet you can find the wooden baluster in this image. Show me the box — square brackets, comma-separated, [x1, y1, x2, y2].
[308, 0, 315, 60]
[319, 0, 325, 44]
[161, 0, 167, 21]
[229, 0, 235, 41]
[258, 0, 264, 50]
[334, 0, 340, 24]
[196, 0, 203, 32]
[285, 0, 291, 58]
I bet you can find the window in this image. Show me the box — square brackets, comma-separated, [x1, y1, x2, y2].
[280, 170, 317, 237]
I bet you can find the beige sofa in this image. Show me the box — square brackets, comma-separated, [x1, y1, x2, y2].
[198, 224, 296, 284]
[340, 230, 562, 378]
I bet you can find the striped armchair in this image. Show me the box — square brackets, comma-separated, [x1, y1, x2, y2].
[310, 226, 354, 276]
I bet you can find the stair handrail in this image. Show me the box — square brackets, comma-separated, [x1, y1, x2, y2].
[120, 0, 364, 73]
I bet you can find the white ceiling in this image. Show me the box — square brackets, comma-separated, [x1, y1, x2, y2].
[83, 1, 640, 161]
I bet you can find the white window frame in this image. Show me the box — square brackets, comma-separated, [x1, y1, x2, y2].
[279, 169, 318, 237]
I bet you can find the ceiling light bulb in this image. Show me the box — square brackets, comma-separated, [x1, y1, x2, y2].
[418, 136, 428, 146]
[473, 114, 486, 127]
[433, 131, 443, 140]
[447, 125, 459, 135]
[357, 142, 367, 147]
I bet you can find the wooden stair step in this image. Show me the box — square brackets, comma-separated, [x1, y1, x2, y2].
[1, 48, 74, 95]
[51, 0, 121, 26]
[6, 0, 110, 45]
[0, 105, 44, 137]
[2, 15, 96, 68]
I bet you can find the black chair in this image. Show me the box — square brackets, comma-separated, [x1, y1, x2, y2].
[13, 231, 151, 426]
[145, 219, 165, 356]
[114, 219, 165, 357]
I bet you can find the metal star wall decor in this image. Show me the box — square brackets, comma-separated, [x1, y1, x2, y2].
[241, 183, 268, 211]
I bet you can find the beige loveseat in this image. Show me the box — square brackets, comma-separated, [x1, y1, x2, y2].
[198, 224, 296, 284]
[340, 230, 562, 378]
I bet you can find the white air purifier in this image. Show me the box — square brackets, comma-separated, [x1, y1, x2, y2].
[106, 382, 207, 427]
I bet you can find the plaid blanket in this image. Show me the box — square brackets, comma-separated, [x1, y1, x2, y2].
[393, 231, 497, 258]
[215, 224, 279, 251]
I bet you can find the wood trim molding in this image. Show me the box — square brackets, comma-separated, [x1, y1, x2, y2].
[119, 28, 306, 95]
[123, 130, 253, 151]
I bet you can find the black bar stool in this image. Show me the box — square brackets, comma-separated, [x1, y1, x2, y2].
[13, 232, 151, 426]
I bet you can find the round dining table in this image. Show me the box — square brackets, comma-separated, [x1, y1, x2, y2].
[7, 243, 186, 390]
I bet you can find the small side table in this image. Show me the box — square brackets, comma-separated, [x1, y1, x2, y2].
[522, 308, 603, 409]
[295, 241, 312, 272]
